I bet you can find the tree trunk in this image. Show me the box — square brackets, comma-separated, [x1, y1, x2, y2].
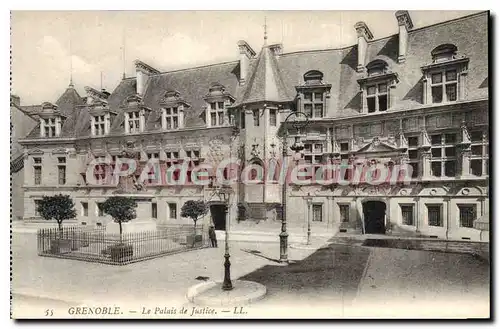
[119, 222, 123, 244]
[58, 221, 63, 238]
[192, 220, 197, 247]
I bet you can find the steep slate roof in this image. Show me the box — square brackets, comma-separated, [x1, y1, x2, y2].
[24, 85, 86, 139]
[108, 78, 139, 134]
[21, 11, 488, 140]
[142, 61, 240, 128]
[235, 46, 290, 106]
[55, 86, 85, 116]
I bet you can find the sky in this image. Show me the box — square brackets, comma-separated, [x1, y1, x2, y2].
[11, 10, 480, 105]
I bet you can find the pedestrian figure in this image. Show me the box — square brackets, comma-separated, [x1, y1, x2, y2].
[208, 226, 218, 247]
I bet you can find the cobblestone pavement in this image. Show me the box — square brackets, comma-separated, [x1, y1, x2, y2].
[11, 232, 489, 319]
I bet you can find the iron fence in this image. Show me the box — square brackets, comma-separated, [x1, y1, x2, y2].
[37, 225, 209, 265]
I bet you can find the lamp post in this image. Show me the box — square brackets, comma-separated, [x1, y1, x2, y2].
[279, 111, 309, 264]
[220, 123, 239, 291]
[304, 192, 313, 245]
[220, 188, 233, 291]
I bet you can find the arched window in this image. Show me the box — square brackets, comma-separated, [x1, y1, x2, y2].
[366, 59, 389, 77]
[303, 70, 324, 85]
[431, 44, 458, 63]
[248, 159, 264, 181]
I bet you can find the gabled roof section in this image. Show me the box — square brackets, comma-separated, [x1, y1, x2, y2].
[107, 78, 139, 134]
[55, 86, 85, 116]
[235, 46, 290, 107]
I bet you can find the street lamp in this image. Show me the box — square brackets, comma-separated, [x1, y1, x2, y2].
[219, 187, 233, 291]
[279, 111, 310, 264]
[304, 192, 313, 245]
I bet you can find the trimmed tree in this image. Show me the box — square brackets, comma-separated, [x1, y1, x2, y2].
[101, 196, 137, 242]
[37, 194, 77, 233]
[180, 200, 208, 246]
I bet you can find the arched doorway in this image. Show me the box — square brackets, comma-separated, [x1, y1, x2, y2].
[363, 201, 386, 234]
[210, 204, 227, 231]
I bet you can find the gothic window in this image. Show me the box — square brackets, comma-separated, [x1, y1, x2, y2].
[249, 159, 264, 181]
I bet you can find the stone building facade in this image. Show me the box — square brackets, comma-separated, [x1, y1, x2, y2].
[17, 11, 489, 241]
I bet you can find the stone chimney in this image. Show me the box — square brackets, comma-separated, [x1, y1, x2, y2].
[269, 43, 283, 56]
[395, 10, 413, 63]
[237, 40, 256, 85]
[354, 21, 374, 73]
[134, 60, 160, 96]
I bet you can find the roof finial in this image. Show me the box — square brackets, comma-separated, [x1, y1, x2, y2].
[122, 26, 126, 79]
[69, 27, 74, 88]
[264, 16, 268, 45]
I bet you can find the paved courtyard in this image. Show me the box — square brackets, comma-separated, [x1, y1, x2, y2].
[11, 232, 490, 319]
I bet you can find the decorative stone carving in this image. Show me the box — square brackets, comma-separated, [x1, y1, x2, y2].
[402, 117, 419, 132]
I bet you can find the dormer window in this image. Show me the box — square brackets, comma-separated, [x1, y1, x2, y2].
[303, 92, 325, 118]
[431, 70, 457, 103]
[421, 44, 468, 105]
[210, 101, 226, 126]
[39, 102, 64, 138]
[431, 44, 457, 63]
[128, 111, 141, 133]
[357, 60, 398, 114]
[93, 115, 106, 136]
[367, 60, 388, 77]
[162, 107, 179, 130]
[203, 83, 235, 128]
[43, 118, 57, 137]
[296, 70, 331, 119]
[159, 90, 187, 130]
[122, 94, 150, 134]
[89, 99, 114, 137]
[303, 70, 324, 85]
[366, 83, 388, 112]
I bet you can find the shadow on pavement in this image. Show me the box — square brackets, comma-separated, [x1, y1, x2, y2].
[240, 248, 281, 264]
[238, 243, 371, 305]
